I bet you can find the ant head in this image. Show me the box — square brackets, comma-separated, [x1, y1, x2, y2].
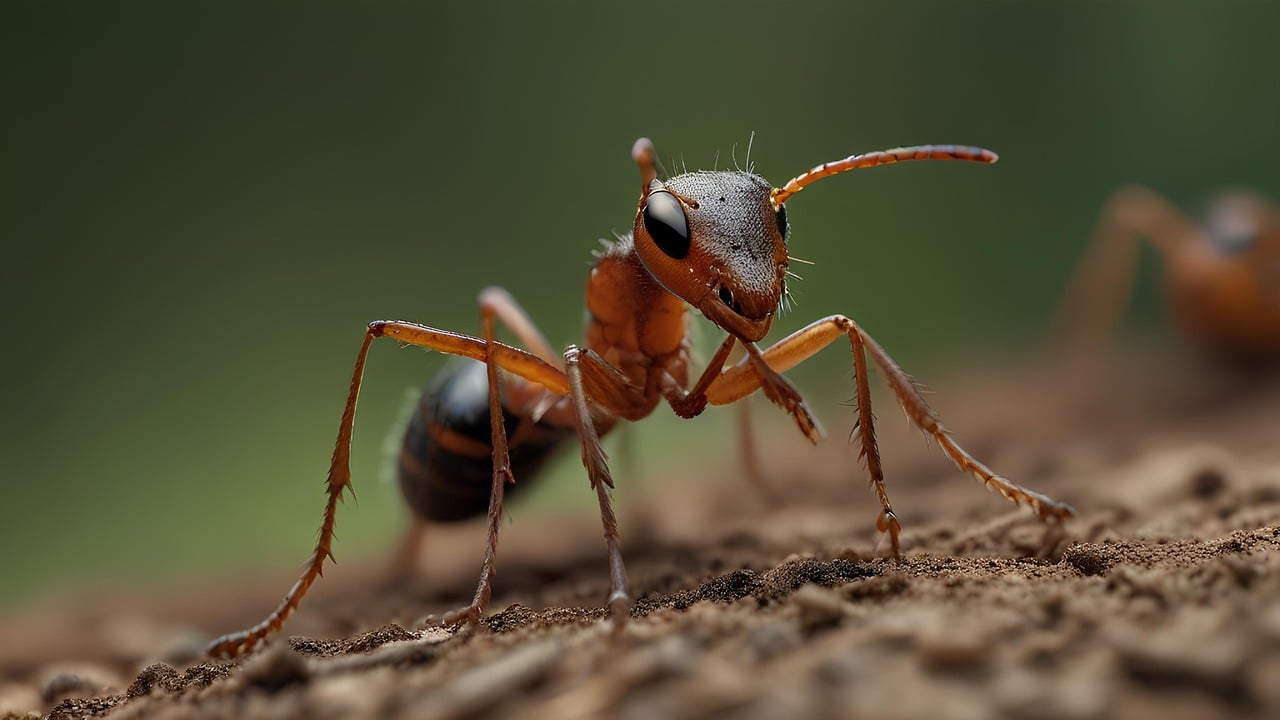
[1204, 191, 1280, 256]
[629, 138, 998, 343]
[630, 138, 786, 342]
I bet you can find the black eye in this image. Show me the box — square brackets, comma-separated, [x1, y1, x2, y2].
[642, 191, 690, 259]
[775, 206, 789, 241]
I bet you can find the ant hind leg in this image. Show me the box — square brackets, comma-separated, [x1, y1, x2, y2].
[205, 322, 569, 658]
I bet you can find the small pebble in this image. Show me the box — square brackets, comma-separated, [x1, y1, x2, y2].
[792, 584, 848, 633]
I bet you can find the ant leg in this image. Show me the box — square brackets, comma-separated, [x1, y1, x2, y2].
[691, 332, 893, 551]
[704, 316, 1074, 547]
[478, 285, 572, 421]
[409, 287, 557, 623]
[442, 306, 514, 628]
[1054, 185, 1198, 357]
[661, 334, 779, 500]
[663, 334, 825, 444]
[717, 341, 777, 500]
[390, 518, 429, 579]
[664, 335, 737, 418]
[376, 321, 570, 393]
[391, 287, 554, 562]
[845, 325, 899, 556]
[479, 286, 560, 366]
[736, 399, 778, 502]
[741, 342, 825, 443]
[563, 346, 655, 625]
[205, 321, 569, 658]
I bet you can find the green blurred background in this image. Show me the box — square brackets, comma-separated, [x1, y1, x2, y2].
[3, 2, 1277, 612]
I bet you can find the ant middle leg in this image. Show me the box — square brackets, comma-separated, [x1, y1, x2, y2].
[440, 303, 516, 628]
[563, 346, 656, 626]
[662, 334, 825, 444]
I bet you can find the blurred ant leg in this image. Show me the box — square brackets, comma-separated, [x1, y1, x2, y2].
[705, 315, 1076, 542]
[442, 306, 515, 627]
[661, 335, 779, 500]
[205, 322, 569, 658]
[564, 346, 656, 625]
[1054, 185, 1199, 356]
[479, 286, 560, 366]
[736, 399, 779, 502]
[727, 341, 777, 500]
[390, 517, 429, 580]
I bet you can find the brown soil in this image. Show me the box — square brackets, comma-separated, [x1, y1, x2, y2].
[3, 358, 1280, 720]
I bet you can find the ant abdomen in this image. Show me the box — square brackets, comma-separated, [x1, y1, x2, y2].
[398, 358, 572, 522]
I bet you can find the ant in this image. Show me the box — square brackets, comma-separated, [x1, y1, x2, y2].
[1056, 186, 1280, 366]
[206, 137, 1076, 658]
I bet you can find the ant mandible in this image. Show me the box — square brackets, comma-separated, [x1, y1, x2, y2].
[207, 138, 1076, 658]
[1056, 186, 1280, 366]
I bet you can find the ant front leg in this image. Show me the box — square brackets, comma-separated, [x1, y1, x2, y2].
[705, 315, 1075, 558]
[666, 334, 825, 440]
[205, 321, 569, 658]
[741, 342, 826, 443]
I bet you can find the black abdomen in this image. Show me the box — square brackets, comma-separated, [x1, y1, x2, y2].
[398, 359, 571, 523]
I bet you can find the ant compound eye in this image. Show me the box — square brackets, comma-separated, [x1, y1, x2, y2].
[642, 191, 690, 259]
[775, 206, 789, 241]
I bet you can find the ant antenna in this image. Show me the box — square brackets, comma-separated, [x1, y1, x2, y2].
[632, 138, 657, 200]
[770, 145, 998, 209]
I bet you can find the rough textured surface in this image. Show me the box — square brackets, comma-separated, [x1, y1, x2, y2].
[3, 359, 1279, 719]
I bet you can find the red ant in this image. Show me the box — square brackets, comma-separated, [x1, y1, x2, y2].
[1056, 186, 1280, 366]
[207, 138, 1075, 658]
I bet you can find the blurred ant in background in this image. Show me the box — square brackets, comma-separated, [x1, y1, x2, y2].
[1056, 186, 1280, 367]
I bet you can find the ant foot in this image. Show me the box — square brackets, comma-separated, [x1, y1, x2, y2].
[441, 604, 484, 629]
[608, 590, 631, 635]
[875, 509, 903, 561]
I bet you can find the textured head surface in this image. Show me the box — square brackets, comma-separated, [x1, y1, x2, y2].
[631, 169, 789, 341]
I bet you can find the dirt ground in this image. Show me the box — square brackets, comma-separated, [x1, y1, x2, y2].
[3, 354, 1280, 720]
